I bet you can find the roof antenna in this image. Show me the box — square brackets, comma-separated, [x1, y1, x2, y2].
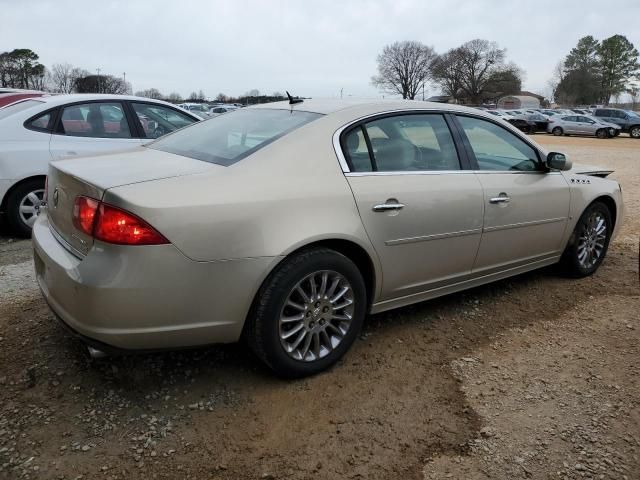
[286, 91, 304, 105]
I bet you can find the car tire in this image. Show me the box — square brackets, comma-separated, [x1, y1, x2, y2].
[5, 179, 45, 237]
[246, 248, 367, 378]
[552, 127, 563, 136]
[596, 129, 607, 139]
[629, 125, 640, 138]
[559, 201, 612, 278]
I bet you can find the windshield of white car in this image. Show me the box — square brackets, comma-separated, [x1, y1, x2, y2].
[0, 99, 45, 120]
[149, 108, 322, 166]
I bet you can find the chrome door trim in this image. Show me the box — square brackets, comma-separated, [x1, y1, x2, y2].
[372, 203, 405, 212]
[482, 217, 567, 233]
[385, 228, 482, 246]
[345, 170, 472, 177]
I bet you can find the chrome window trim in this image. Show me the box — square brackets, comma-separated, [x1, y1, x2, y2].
[345, 170, 472, 177]
[332, 108, 451, 174]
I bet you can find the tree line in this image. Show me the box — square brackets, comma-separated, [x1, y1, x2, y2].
[550, 35, 639, 106]
[372, 39, 523, 104]
[0, 49, 131, 94]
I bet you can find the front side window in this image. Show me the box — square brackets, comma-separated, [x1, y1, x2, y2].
[149, 108, 321, 166]
[59, 102, 131, 138]
[457, 116, 540, 172]
[344, 114, 460, 172]
[131, 103, 196, 139]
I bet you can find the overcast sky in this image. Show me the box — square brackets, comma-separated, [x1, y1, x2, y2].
[2, 0, 639, 99]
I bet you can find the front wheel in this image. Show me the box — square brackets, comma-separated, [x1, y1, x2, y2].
[246, 248, 367, 378]
[629, 125, 640, 139]
[596, 129, 607, 139]
[552, 127, 563, 136]
[559, 201, 612, 278]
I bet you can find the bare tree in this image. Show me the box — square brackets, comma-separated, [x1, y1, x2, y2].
[431, 48, 465, 101]
[456, 39, 506, 104]
[135, 88, 164, 99]
[166, 92, 183, 103]
[546, 61, 565, 103]
[371, 41, 437, 99]
[49, 63, 87, 93]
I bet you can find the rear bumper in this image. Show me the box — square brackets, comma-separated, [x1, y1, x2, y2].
[32, 212, 278, 351]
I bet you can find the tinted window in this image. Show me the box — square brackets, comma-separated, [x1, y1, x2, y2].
[26, 110, 53, 131]
[149, 108, 321, 166]
[347, 114, 459, 172]
[457, 116, 539, 172]
[343, 127, 372, 172]
[131, 103, 196, 139]
[610, 110, 626, 119]
[59, 102, 131, 138]
[0, 99, 44, 120]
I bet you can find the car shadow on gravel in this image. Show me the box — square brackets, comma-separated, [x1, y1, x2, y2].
[1, 245, 636, 479]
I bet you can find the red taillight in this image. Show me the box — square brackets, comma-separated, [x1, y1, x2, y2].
[73, 196, 99, 235]
[72, 196, 168, 246]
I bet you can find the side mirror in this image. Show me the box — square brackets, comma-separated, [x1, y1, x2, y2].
[546, 152, 572, 171]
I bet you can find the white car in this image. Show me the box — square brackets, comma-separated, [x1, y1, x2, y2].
[0, 94, 200, 235]
[177, 103, 213, 119]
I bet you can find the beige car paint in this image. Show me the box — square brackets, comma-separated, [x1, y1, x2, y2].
[33, 99, 624, 351]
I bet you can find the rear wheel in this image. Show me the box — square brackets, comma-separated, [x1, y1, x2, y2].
[629, 125, 640, 139]
[246, 248, 367, 378]
[6, 179, 45, 237]
[552, 127, 563, 136]
[559, 201, 612, 278]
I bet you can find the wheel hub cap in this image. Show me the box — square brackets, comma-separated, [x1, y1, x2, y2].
[279, 270, 354, 362]
[576, 212, 607, 268]
[18, 189, 45, 228]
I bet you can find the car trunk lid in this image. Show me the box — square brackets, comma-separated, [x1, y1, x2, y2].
[46, 148, 216, 256]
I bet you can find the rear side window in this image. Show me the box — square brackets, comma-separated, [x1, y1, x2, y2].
[149, 108, 321, 166]
[344, 114, 460, 172]
[26, 110, 54, 132]
[58, 102, 132, 138]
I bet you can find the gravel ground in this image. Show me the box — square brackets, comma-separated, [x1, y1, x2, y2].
[0, 135, 638, 480]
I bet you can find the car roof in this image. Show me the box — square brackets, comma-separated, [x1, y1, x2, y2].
[248, 98, 485, 116]
[35, 94, 186, 109]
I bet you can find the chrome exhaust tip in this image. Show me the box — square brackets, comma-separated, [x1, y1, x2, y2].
[87, 346, 107, 359]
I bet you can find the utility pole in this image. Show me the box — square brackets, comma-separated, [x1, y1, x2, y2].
[422, 83, 425, 101]
[96, 68, 101, 93]
[123, 72, 127, 94]
[340, 88, 343, 99]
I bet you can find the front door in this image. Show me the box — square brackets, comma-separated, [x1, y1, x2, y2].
[341, 113, 484, 301]
[49, 101, 142, 160]
[454, 114, 571, 273]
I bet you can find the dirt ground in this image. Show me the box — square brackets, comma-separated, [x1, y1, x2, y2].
[0, 135, 638, 480]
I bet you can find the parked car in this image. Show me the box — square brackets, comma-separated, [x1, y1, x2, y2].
[505, 111, 546, 133]
[0, 92, 48, 108]
[32, 99, 623, 377]
[0, 94, 200, 235]
[209, 105, 237, 116]
[592, 108, 640, 138]
[486, 110, 515, 121]
[547, 114, 619, 138]
[177, 103, 213, 119]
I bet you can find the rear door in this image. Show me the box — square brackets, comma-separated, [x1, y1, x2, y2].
[453, 114, 570, 273]
[341, 112, 484, 301]
[49, 101, 142, 160]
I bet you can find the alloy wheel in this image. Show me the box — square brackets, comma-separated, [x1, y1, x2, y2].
[278, 270, 355, 362]
[18, 189, 45, 228]
[576, 211, 607, 269]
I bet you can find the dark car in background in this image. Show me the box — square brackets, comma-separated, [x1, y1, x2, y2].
[593, 108, 640, 138]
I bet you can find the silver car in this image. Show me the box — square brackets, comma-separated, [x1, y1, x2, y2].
[32, 99, 624, 377]
[547, 114, 620, 138]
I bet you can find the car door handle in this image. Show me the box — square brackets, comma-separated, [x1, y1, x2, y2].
[489, 194, 510, 204]
[372, 202, 405, 212]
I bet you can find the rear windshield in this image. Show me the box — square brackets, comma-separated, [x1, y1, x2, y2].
[0, 99, 44, 120]
[149, 108, 322, 166]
